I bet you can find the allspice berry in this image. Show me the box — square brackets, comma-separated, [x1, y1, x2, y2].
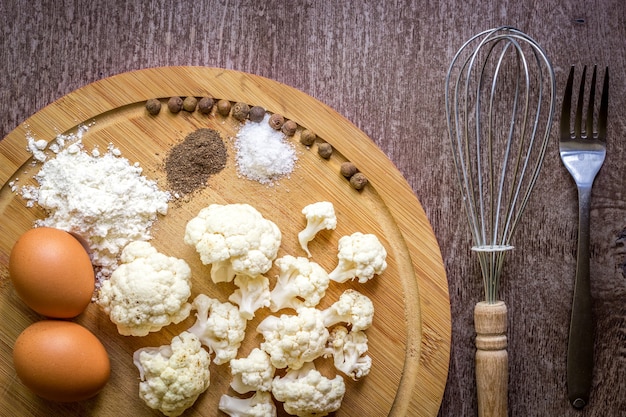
[281, 120, 297, 136]
[248, 106, 266, 122]
[167, 96, 184, 113]
[350, 172, 368, 190]
[269, 113, 285, 130]
[183, 96, 198, 112]
[145, 99, 161, 115]
[340, 162, 358, 178]
[198, 97, 215, 114]
[232, 102, 250, 121]
[216, 99, 231, 116]
[300, 129, 317, 146]
[317, 142, 333, 159]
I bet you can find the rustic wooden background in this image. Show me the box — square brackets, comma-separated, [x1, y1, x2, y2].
[1, 1, 624, 416]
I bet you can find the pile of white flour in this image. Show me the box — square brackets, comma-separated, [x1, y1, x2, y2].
[21, 129, 170, 282]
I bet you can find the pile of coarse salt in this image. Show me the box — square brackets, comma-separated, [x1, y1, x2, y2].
[19, 126, 170, 283]
[235, 114, 297, 184]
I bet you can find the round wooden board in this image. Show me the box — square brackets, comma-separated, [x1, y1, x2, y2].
[0, 67, 450, 417]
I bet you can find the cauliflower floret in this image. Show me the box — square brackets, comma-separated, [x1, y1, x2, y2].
[218, 391, 277, 417]
[97, 241, 192, 336]
[133, 331, 210, 417]
[229, 348, 276, 394]
[187, 294, 247, 365]
[184, 203, 281, 283]
[328, 232, 387, 283]
[271, 361, 346, 417]
[322, 289, 374, 331]
[324, 325, 372, 380]
[256, 307, 329, 370]
[269, 255, 330, 312]
[297, 201, 337, 257]
[229, 274, 271, 320]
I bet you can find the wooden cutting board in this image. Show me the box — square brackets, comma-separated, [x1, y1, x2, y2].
[0, 67, 450, 417]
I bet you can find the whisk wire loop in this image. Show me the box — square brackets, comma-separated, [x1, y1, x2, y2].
[445, 27, 556, 302]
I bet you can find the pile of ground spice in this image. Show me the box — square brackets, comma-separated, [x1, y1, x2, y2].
[165, 128, 227, 196]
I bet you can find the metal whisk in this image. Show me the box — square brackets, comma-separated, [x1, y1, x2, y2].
[445, 27, 556, 417]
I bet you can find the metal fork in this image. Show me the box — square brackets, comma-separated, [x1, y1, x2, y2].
[559, 65, 609, 409]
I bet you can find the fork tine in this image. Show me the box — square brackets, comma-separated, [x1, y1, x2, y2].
[597, 67, 609, 140]
[574, 66, 587, 139]
[560, 66, 575, 139]
[586, 66, 597, 138]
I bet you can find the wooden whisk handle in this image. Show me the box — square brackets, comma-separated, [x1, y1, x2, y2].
[474, 301, 508, 417]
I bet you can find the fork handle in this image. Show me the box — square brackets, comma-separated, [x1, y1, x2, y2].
[567, 185, 594, 409]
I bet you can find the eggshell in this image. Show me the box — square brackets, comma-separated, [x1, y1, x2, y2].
[12, 320, 111, 402]
[9, 227, 95, 318]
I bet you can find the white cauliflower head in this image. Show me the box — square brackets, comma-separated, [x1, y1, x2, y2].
[218, 391, 277, 417]
[184, 203, 281, 283]
[324, 325, 372, 380]
[256, 307, 329, 370]
[329, 232, 387, 283]
[229, 347, 276, 394]
[187, 294, 247, 365]
[297, 201, 337, 257]
[322, 289, 375, 332]
[133, 331, 210, 417]
[271, 361, 346, 417]
[269, 255, 330, 312]
[97, 241, 192, 336]
[229, 274, 271, 320]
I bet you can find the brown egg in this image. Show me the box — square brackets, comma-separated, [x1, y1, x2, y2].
[9, 227, 95, 318]
[13, 320, 111, 402]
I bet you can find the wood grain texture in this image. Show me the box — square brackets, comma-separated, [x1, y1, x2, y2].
[1, 1, 625, 416]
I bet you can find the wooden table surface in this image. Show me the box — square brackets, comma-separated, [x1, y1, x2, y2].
[1, 1, 624, 416]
